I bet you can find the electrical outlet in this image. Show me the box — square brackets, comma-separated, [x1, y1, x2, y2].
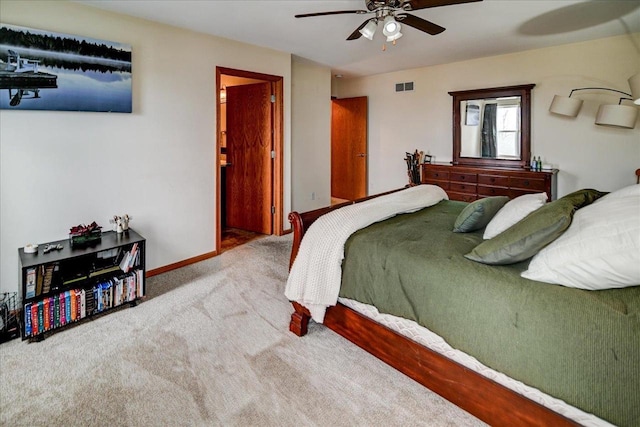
[311, 192, 316, 200]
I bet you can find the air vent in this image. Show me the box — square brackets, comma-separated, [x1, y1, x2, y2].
[395, 82, 414, 92]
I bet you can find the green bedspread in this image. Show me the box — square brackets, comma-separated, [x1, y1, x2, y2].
[339, 200, 640, 427]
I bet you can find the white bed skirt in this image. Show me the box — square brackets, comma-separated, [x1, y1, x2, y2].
[338, 297, 613, 427]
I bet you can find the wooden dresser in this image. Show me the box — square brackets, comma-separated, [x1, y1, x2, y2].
[421, 164, 558, 202]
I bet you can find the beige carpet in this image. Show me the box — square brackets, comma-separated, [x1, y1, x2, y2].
[0, 235, 485, 426]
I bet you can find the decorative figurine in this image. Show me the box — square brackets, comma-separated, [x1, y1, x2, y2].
[43, 243, 64, 254]
[110, 214, 131, 233]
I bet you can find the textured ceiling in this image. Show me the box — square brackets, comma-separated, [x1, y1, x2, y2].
[77, 0, 640, 77]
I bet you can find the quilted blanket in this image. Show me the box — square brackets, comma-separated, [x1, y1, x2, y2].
[285, 185, 448, 322]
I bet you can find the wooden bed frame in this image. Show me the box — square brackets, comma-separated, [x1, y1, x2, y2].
[287, 189, 579, 427]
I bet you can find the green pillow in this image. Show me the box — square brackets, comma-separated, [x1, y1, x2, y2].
[453, 196, 509, 233]
[465, 189, 606, 265]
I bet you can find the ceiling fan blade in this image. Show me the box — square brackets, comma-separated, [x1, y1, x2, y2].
[295, 10, 367, 18]
[347, 19, 372, 40]
[398, 13, 446, 35]
[404, 0, 482, 11]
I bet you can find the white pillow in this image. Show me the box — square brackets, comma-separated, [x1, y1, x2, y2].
[483, 192, 547, 239]
[521, 184, 640, 290]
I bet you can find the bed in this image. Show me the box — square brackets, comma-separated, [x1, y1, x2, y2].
[285, 184, 640, 427]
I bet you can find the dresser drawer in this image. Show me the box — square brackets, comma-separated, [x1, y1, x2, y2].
[448, 192, 477, 203]
[478, 185, 510, 197]
[478, 174, 509, 187]
[424, 169, 450, 181]
[449, 182, 477, 194]
[510, 177, 547, 192]
[425, 180, 449, 191]
[450, 172, 477, 184]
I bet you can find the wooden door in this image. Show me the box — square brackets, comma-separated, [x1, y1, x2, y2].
[225, 82, 273, 234]
[331, 96, 368, 200]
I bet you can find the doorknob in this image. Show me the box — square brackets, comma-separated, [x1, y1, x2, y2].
[356, 153, 366, 157]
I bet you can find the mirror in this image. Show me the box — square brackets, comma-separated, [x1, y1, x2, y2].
[450, 84, 534, 169]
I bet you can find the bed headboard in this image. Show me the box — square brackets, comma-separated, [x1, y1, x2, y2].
[288, 187, 407, 268]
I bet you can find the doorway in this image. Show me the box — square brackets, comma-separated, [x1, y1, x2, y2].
[216, 67, 284, 253]
[331, 96, 368, 203]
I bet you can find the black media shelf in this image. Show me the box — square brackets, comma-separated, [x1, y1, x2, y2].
[18, 229, 146, 341]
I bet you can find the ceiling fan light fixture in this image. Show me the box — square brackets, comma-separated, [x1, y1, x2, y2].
[382, 15, 401, 37]
[359, 19, 378, 40]
[386, 31, 403, 42]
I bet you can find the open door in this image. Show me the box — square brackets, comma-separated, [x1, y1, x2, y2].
[225, 82, 273, 234]
[331, 96, 368, 200]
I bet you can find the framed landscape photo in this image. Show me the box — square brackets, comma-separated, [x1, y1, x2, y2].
[0, 23, 132, 112]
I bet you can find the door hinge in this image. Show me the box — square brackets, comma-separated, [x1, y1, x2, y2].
[271, 206, 275, 214]
[270, 94, 276, 103]
[271, 150, 275, 159]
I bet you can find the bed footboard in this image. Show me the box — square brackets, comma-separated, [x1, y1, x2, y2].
[285, 187, 579, 427]
[289, 301, 310, 337]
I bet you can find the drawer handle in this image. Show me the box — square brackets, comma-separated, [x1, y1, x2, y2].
[524, 180, 530, 186]
[490, 178, 495, 183]
[461, 185, 466, 190]
[461, 176, 466, 180]
[434, 173, 440, 177]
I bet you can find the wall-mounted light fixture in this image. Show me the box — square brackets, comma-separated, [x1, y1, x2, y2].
[549, 80, 639, 129]
[629, 72, 640, 105]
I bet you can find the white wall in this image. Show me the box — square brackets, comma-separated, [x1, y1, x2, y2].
[0, 1, 292, 293]
[291, 56, 332, 213]
[336, 34, 640, 197]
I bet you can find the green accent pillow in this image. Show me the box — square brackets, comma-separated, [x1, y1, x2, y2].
[465, 189, 607, 265]
[453, 196, 509, 233]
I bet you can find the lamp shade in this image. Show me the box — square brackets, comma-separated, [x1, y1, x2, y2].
[629, 72, 640, 105]
[595, 104, 638, 129]
[382, 16, 401, 38]
[386, 31, 403, 42]
[359, 20, 377, 40]
[549, 95, 583, 117]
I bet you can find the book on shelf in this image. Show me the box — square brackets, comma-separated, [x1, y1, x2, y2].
[31, 302, 38, 335]
[43, 298, 50, 331]
[54, 296, 60, 329]
[85, 288, 95, 316]
[59, 293, 66, 326]
[24, 303, 32, 337]
[89, 265, 121, 278]
[65, 291, 71, 324]
[37, 301, 44, 334]
[26, 267, 36, 299]
[137, 269, 144, 298]
[36, 266, 44, 296]
[118, 243, 139, 274]
[42, 264, 56, 294]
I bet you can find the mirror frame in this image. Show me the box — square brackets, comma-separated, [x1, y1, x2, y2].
[450, 84, 535, 169]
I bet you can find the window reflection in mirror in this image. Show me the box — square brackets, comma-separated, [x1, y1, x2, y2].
[451, 84, 533, 169]
[460, 97, 521, 159]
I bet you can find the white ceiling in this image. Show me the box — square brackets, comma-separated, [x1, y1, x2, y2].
[77, 0, 640, 78]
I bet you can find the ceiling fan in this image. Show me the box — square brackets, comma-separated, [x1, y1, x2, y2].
[295, 0, 482, 43]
